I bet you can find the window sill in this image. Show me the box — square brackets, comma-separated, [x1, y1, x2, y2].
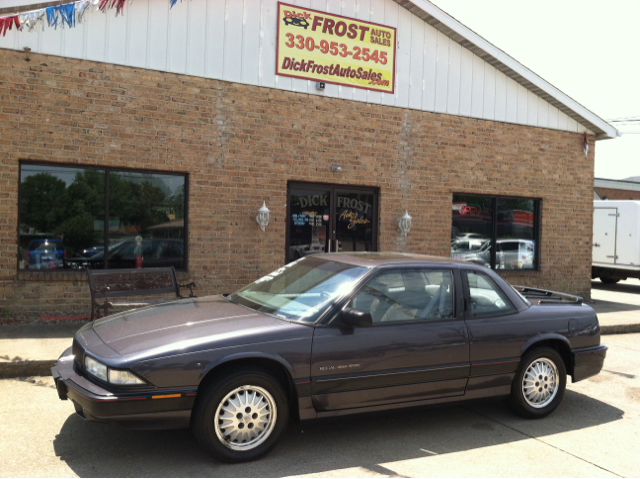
[18, 270, 87, 282]
[496, 269, 540, 274]
[17, 269, 191, 282]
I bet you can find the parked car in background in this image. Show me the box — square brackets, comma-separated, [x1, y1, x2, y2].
[495, 239, 535, 269]
[451, 238, 486, 254]
[53, 253, 605, 463]
[452, 239, 491, 266]
[77, 246, 104, 258]
[455, 232, 487, 241]
[453, 239, 534, 269]
[65, 239, 184, 270]
[25, 239, 66, 270]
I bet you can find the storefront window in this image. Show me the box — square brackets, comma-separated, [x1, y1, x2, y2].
[451, 194, 538, 270]
[19, 163, 187, 271]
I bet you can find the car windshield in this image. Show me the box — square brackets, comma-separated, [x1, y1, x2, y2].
[229, 256, 369, 323]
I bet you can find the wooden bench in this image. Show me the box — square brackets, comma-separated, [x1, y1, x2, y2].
[87, 267, 196, 320]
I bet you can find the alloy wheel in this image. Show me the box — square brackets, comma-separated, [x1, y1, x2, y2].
[214, 385, 277, 451]
[522, 358, 559, 408]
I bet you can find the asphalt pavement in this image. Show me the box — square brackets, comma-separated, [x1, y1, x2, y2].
[1, 332, 638, 477]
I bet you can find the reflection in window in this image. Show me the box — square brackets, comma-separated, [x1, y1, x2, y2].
[287, 188, 330, 263]
[496, 198, 535, 270]
[19, 164, 186, 271]
[107, 171, 185, 270]
[452, 194, 538, 271]
[451, 195, 493, 268]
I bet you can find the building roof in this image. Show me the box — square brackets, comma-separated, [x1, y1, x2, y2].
[398, 0, 618, 140]
[595, 178, 640, 191]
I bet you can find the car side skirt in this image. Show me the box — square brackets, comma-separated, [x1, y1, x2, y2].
[299, 372, 514, 420]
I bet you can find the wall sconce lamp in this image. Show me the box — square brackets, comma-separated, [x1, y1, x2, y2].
[256, 201, 271, 232]
[398, 210, 412, 237]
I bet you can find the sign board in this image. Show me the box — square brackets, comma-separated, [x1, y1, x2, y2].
[276, 2, 396, 94]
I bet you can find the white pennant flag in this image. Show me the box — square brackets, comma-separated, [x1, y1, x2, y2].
[75, 0, 95, 24]
[18, 9, 46, 32]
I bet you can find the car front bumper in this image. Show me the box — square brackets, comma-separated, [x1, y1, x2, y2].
[573, 344, 608, 382]
[52, 347, 196, 430]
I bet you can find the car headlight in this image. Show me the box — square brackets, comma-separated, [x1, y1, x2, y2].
[85, 355, 146, 385]
[85, 355, 108, 381]
[108, 369, 146, 385]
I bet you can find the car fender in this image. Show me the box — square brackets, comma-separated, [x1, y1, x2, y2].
[198, 350, 296, 382]
[520, 333, 572, 357]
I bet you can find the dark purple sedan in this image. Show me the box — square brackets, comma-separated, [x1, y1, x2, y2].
[52, 253, 606, 463]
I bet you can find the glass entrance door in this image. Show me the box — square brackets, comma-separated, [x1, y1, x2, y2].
[287, 183, 377, 263]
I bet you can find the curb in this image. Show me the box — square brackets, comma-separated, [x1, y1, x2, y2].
[0, 360, 54, 379]
[600, 324, 640, 335]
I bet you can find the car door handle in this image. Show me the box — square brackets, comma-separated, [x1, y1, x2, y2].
[593, 243, 600, 247]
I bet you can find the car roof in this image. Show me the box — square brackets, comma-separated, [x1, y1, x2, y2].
[310, 252, 470, 268]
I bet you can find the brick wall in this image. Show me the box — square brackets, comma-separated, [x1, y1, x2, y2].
[595, 187, 640, 201]
[0, 49, 596, 320]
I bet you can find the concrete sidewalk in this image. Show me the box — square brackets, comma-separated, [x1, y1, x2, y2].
[1, 278, 639, 379]
[590, 278, 640, 334]
[0, 323, 80, 378]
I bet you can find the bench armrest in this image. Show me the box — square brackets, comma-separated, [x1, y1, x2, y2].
[178, 282, 197, 298]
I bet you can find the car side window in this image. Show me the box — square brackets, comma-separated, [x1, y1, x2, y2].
[349, 269, 454, 324]
[465, 271, 516, 317]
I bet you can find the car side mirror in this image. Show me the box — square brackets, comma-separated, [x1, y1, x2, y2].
[339, 308, 373, 328]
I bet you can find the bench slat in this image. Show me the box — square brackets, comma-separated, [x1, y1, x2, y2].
[87, 267, 195, 320]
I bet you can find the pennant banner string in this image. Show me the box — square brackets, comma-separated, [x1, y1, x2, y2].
[0, 0, 192, 36]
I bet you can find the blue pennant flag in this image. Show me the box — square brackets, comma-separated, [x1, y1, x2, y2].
[58, 4, 76, 28]
[46, 4, 77, 29]
[45, 6, 59, 28]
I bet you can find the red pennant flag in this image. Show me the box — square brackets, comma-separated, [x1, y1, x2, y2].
[99, 0, 126, 16]
[0, 15, 20, 37]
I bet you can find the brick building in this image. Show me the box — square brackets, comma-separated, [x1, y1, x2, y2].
[594, 178, 640, 201]
[0, 0, 617, 320]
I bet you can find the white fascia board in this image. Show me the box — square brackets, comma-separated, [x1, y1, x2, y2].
[595, 178, 640, 192]
[399, 0, 620, 140]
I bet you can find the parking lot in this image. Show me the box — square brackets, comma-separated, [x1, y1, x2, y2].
[0, 329, 638, 478]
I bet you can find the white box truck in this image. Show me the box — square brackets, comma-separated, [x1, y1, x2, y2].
[593, 200, 640, 283]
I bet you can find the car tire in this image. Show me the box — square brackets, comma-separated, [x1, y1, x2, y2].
[509, 347, 566, 419]
[191, 368, 289, 463]
[600, 276, 620, 284]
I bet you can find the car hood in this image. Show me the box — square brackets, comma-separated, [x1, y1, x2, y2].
[91, 295, 305, 358]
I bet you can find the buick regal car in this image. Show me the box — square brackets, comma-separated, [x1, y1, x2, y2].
[52, 253, 607, 463]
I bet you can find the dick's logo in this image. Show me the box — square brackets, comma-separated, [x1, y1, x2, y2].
[283, 9, 310, 29]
